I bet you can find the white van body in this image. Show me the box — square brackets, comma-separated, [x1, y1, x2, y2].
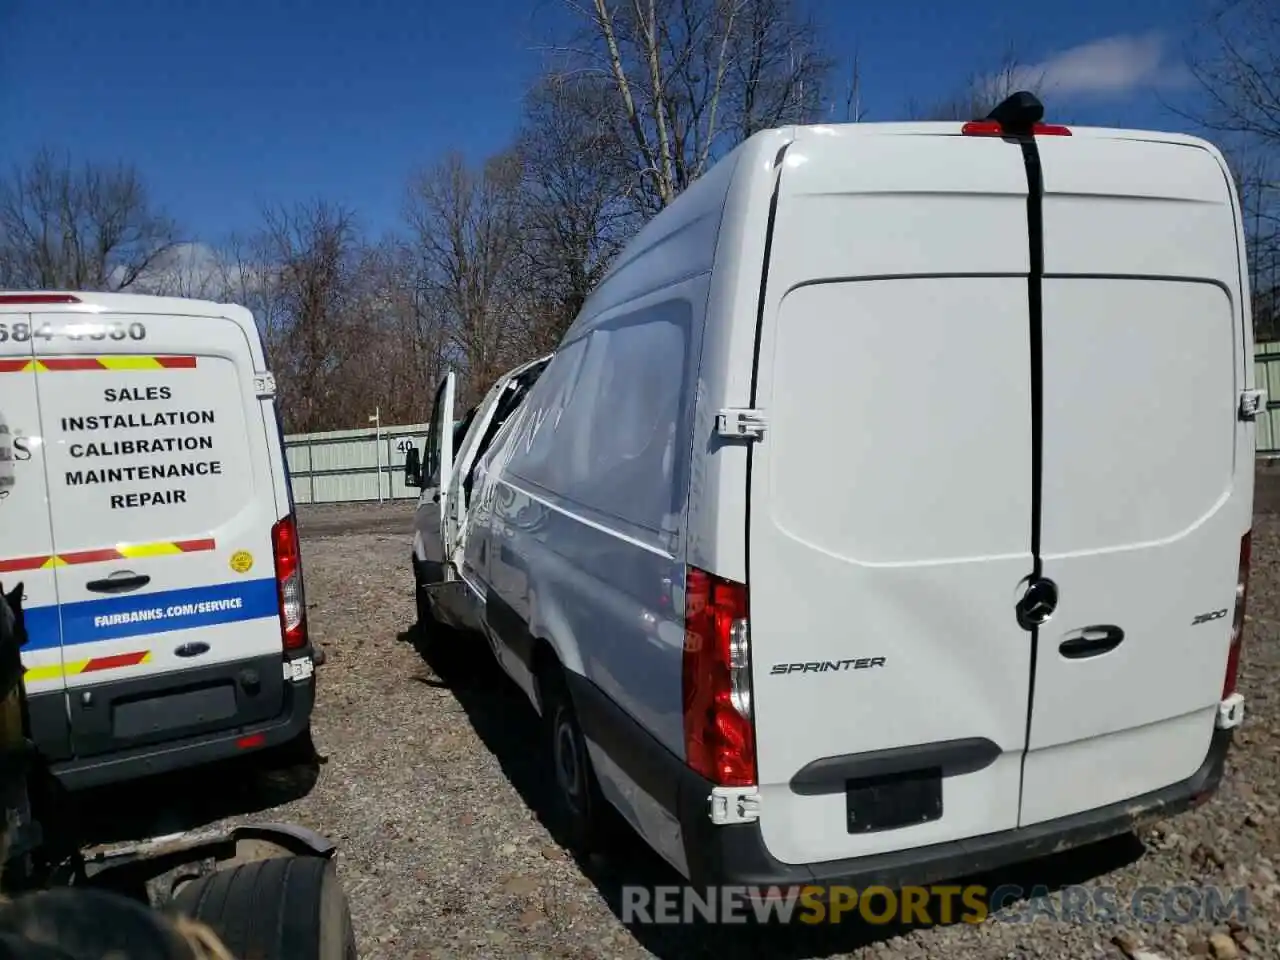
[410, 352, 551, 614]
[0, 292, 316, 791]
[425, 115, 1257, 887]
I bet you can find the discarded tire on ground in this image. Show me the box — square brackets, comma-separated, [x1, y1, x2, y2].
[171, 854, 356, 960]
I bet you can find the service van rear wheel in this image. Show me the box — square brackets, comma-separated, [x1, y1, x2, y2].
[171, 855, 356, 960]
[539, 667, 610, 854]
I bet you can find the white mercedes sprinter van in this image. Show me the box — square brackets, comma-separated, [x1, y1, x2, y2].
[424, 94, 1260, 889]
[0, 291, 317, 791]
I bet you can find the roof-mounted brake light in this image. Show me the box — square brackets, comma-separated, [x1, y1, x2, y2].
[962, 120, 1071, 137]
[0, 294, 81, 305]
[961, 92, 1071, 137]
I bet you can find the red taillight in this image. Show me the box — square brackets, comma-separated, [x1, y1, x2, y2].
[271, 514, 308, 651]
[682, 566, 756, 787]
[0, 293, 81, 304]
[1224, 531, 1251, 698]
[960, 121, 1072, 137]
[237, 733, 266, 750]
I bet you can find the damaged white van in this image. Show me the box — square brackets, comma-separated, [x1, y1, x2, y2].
[419, 93, 1259, 889]
[0, 291, 317, 791]
[406, 351, 551, 630]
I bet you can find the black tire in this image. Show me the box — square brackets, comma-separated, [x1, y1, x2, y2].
[539, 665, 612, 854]
[0, 887, 203, 959]
[171, 855, 356, 960]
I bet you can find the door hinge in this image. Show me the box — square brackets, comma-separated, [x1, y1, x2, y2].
[1239, 389, 1267, 421]
[1217, 692, 1245, 730]
[707, 787, 760, 825]
[716, 408, 766, 440]
[255, 372, 277, 399]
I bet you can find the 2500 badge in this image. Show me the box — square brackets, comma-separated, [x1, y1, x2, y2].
[0, 321, 147, 343]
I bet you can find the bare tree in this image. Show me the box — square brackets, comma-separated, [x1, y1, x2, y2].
[133, 243, 230, 299]
[724, 0, 831, 138]
[556, 0, 832, 212]
[912, 49, 1046, 121]
[838, 47, 868, 122]
[512, 75, 639, 353]
[335, 238, 449, 426]
[1186, 0, 1280, 338]
[1188, 0, 1280, 146]
[218, 231, 287, 334]
[0, 148, 178, 291]
[254, 200, 365, 432]
[1235, 150, 1280, 340]
[404, 151, 524, 401]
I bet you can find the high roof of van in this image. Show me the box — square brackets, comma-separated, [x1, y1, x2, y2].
[0, 291, 266, 368]
[0, 291, 246, 318]
[566, 119, 1234, 342]
[783, 120, 1220, 150]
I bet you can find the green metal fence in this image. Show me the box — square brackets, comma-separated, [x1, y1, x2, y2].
[1256, 342, 1280, 457]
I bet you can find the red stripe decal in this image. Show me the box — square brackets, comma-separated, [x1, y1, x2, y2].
[82, 651, 149, 672]
[40, 358, 104, 371]
[0, 359, 30, 373]
[0, 556, 50, 573]
[155, 356, 198, 368]
[175, 538, 217, 552]
[58, 547, 126, 565]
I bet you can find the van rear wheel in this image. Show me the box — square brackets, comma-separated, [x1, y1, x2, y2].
[539, 666, 611, 854]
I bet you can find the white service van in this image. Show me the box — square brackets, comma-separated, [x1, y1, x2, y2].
[417, 95, 1259, 889]
[406, 352, 551, 631]
[0, 291, 318, 791]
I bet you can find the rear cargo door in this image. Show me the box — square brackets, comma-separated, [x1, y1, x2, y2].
[0, 314, 69, 722]
[747, 131, 1036, 864]
[1018, 136, 1251, 825]
[29, 311, 285, 758]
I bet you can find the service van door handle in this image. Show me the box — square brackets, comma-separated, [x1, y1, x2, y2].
[1058, 625, 1124, 660]
[86, 572, 151, 594]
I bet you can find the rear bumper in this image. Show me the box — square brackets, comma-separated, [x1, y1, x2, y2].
[677, 727, 1232, 890]
[41, 652, 316, 792]
[564, 670, 1233, 890]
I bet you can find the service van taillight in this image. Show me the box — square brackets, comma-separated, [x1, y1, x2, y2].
[682, 566, 756, 787]
[271, 514, 308, 651]
[1223, 531, 1251, 698]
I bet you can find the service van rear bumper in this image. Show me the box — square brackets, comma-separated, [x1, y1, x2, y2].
[35, 651, 316, 792]
[567, 672, 1232, 891]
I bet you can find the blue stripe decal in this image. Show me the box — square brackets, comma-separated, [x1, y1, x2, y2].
[22, 578, 280, 651]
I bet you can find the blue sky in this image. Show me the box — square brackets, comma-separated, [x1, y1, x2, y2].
[1, 0, 1214, 245]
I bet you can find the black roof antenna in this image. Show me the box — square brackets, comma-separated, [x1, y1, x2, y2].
[985, 91, 1044, 136]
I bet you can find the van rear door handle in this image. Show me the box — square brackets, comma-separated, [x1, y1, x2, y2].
[1058, 625, 1124, 660]
[86, 572, 151, 594]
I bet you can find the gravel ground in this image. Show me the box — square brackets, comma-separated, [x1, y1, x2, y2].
[74, 486, 1280, 959]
